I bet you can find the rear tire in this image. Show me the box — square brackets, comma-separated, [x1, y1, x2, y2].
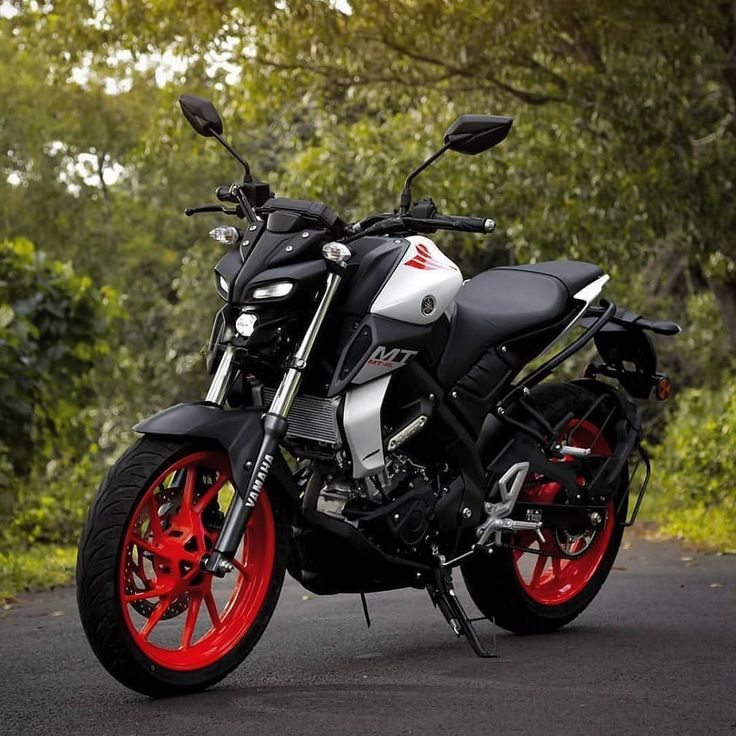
[462, 383, 627, 634]
[76, 437, 288, 696]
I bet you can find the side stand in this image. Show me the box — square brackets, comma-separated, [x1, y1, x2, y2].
[426, 568, 497, 658]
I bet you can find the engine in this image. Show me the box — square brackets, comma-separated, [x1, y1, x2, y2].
[263, 384, 448, 558]
[313, 452, 440, 554]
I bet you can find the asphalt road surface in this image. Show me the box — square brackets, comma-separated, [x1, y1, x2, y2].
[1, 534, 734, 736]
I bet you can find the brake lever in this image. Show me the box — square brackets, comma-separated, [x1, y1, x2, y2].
[184, 204, 241, 217]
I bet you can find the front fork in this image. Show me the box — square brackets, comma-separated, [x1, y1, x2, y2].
[202, 269, 344, 575]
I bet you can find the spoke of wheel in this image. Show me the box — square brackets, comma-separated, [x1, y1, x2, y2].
[180, 595, 202, 648]
[130, 535, 159, 555]
[193, 473, 229, 514]
[182, 463, 198, 509]
[124, 587, 173, 603]
[147, 498, 163, 536]
[139, 598, 169, 639]
[551, 556, 562, 577]
[204, 592, 221, 627]
[531, 555, 547, 586]
[231, 557, 249, 580]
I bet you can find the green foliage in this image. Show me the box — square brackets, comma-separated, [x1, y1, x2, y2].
[648, 377, 736, 551]
[0, 238, 124, 474]
[0, 238, 127, 548]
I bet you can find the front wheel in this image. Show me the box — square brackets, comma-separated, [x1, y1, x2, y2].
[76, 437, 287, 696]
[462, 383, 627, 634]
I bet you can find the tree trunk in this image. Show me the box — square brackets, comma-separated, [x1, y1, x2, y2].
[708, 275, 736, 355]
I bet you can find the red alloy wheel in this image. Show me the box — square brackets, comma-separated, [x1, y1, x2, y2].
[512, 419, 615, 606]
[117, 450, 275, 671]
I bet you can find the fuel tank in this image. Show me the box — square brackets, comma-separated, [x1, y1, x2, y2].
[371, 236, 463, 325]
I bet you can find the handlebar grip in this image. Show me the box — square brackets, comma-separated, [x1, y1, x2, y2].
[436, 215, 496, 234]
[216, 185, 238, 203]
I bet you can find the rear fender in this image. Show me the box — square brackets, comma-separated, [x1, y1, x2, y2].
[133, 402, 299, 510]
[582, 307, 679, 400]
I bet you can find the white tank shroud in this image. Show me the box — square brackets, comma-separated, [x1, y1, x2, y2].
[370, 236, 463, 325]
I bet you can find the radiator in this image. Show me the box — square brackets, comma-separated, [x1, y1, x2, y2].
[262, 388, 341, 445]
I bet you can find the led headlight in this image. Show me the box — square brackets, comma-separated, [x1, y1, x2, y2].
[217, 274, 229, 296]
[235, 311, 258, 338]
[251, 281, 294, 299]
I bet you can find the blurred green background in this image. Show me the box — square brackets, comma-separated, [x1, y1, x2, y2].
[1, 0, 734, 599]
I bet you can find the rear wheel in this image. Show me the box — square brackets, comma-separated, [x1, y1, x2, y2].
[77, 437, 287, 696]
[462, 383, 627, 634]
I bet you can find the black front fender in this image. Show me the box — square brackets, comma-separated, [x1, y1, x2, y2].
[133, 402, 299, 509]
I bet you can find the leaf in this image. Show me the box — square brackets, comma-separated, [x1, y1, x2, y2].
[0, 305, 14, 329]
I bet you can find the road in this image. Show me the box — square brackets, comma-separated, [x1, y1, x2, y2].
[1, 534, 734, 736]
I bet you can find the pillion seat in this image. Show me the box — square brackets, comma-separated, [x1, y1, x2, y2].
[436, 260, 604, 388]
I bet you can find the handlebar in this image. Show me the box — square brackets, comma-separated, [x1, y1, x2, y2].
[346, 212, 495, 241]
[202, 188, 496, 239]
[408, 214, 496, 234]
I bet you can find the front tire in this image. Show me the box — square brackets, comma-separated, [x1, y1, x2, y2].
[76, 437, 287, 696]
[462, 383, 627, 634]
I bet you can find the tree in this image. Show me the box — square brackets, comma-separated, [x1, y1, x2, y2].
[49, 0, 732, 349]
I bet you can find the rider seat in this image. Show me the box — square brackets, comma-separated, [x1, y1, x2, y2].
[436, 260, 603, 388]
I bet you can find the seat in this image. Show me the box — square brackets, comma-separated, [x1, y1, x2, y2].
[436, 260, 603, 388]
[495, 260, 604, 296]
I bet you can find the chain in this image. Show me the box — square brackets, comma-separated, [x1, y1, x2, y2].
[493, 538, 589, 560]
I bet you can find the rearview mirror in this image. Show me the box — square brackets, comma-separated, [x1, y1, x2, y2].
[178, 94, 224, 138]
[444, 114, 513, 155]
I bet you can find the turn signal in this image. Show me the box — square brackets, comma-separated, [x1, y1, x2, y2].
[209, 226, 241, 245]
[655, 375, 672, 401]
[322, 242, 352, 263]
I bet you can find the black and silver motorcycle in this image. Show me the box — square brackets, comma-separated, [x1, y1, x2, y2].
[76, 95, 679, 696]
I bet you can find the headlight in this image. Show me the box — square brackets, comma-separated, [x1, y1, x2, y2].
[217, 274, 229, 296]
[251, 281, 294, 299]
[235, 311, 258, 338]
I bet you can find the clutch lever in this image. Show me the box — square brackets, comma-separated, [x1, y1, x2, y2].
[184, 204, 241, 217]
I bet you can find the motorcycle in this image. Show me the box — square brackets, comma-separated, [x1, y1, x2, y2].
[76, 94, 679, 696]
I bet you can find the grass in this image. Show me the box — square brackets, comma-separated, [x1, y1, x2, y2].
[641, 497, 736, 554]
[0, 545, 77, 604]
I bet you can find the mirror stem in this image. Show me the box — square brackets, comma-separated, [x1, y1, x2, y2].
[399, 142, 450, 214]
[210, 129, 252, 182]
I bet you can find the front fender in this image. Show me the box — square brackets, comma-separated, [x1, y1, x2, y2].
[133, 402, 299, 509]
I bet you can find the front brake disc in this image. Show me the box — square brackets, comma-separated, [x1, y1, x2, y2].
[124, 486, 191, 620]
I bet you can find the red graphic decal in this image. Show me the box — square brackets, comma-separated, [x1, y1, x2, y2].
[404, 242, 448, 270]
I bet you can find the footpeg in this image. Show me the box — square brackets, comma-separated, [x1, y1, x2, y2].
[477, 517, 545, 545]
[475, 461, 535, 546]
